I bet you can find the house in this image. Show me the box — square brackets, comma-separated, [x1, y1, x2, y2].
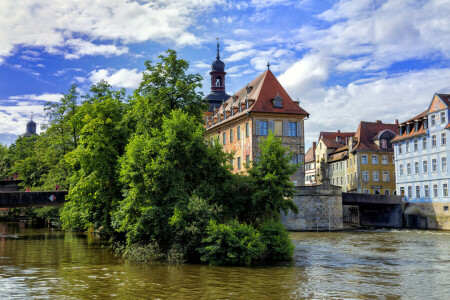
[204, 44, 309, 186]
[304, 142, 316, 185]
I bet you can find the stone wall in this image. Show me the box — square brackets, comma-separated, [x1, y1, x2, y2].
[281, 180, 343, 231]
[404, 202, 450, 230]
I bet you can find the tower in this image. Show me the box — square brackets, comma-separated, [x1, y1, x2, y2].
[21, 113, 37, 138]
[205, 41, 231, 112]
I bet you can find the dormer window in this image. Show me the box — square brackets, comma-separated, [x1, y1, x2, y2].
[406, 125, 410, 134]
[272, 93, 283, 108]
[399, 127, 403, 135]
[414, 122, 419, 132]
[381, 139, 387, 149]
[424, 119, 428, 129]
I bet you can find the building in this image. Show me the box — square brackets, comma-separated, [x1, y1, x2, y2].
[304, 142, 316, 185]
[20, 115, 37, 138]
[315, 131, 354, 184]
[392, 94, 450, 229]
[204, 45, 309, 186]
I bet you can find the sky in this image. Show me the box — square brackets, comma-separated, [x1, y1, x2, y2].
[1, 0, 450, 149]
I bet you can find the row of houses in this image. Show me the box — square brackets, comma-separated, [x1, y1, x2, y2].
[305, 94, 450, 218]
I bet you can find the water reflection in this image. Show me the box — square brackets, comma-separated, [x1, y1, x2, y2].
[0, 223, 449, 299]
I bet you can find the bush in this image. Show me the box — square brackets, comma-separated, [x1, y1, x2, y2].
[259, 219, 294, 262]
[200, 220, 265, 266]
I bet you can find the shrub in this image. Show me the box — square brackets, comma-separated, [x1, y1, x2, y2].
[259, 219, 295, 262]
[200, 220, 265, 266]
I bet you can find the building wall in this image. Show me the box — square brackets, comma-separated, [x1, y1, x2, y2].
[205, 113, 306, 186]
[305, 161, 316, 185]
[356, 150, 396, 195]
[329, 159, 348, 191]
[395, 101, 450, 212]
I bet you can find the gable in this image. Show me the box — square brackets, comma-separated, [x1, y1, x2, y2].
[428, 94, 447, 113]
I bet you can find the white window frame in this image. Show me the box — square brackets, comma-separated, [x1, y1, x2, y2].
[372, 171, 379, 182]
[371, 155, 378, 165]
[361, 154, 368, 164]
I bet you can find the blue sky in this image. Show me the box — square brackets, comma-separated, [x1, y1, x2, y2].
[1, 0, 450, 149]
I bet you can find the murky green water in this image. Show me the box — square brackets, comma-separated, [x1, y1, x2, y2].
[0, 222, 449, 299]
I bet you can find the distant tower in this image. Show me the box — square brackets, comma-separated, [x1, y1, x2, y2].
[21, 113, 37, 138]
[205, 40, 231, 112]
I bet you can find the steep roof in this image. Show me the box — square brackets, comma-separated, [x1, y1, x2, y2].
[319, 131, 354, 149]
[305, 147, 315, 163]
[206, 70, 309, 130]
[353, 121, 398, 151]
[328, 145, 349, 162]
[436, 94, 450, 106]
[391, 110, 428, 142]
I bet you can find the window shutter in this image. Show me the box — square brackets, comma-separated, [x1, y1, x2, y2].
[297, 122, 301, 137]
[283, 121, 289, 136]
[268, 121, 274, 133]
[255, 120, 260, 136]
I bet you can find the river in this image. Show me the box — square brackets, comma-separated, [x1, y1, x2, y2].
[0, 222, 449, 299]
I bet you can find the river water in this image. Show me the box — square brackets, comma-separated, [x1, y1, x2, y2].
[0, 222, 449, 299]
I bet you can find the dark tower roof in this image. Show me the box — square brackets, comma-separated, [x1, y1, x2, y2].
[21, 114, 37, 138]
[205, 41, 231, 112]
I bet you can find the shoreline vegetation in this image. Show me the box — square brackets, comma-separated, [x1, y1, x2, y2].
[0, 50, 299, 266]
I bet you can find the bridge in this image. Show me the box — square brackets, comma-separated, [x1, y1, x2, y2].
[342, 193, 403, 228]
[0, 191, 68, 207]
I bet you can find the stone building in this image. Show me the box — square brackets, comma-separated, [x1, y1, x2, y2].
[204, 44, 309, 186]
[392, 94, 450, 229]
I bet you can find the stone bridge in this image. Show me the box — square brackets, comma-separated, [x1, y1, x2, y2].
[0, 191, 68, 207]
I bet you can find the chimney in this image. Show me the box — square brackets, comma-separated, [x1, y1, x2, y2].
[395, 119, 399, 125]
[312, 142, 316, 152]
[376, 120, 382, 124]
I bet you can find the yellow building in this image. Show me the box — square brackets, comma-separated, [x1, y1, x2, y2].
[203, 48, 309, 185]
[328, 121, 398, 194]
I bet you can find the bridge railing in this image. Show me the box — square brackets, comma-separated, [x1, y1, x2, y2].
[0, 191, 68, 207]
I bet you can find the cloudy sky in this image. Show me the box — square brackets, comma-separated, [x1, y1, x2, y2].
[1, 0, 450, 149]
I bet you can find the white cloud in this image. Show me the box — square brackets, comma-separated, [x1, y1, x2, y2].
[8, 93, 63, 102]
[89, 68, 142, 89]
[224, 40, 254, 52]
[283, 68, 450, 149]
[0, 0, 221, 60]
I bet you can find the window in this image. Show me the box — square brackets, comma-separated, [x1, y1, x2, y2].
[347, 174, 349, 184]
[223, 132, 226, 145]
[398, 144, 402, 154]
[332, 164, 335, 171]
[373, 171, 379, 182]
[384, 190, 390, 195]
[332, 178, 335, 185]
[432, 158, 437, 172]
[416, 186, 420, 198]
[340, 162, 343, 170]
[381, 139, 387, 148]
[237, 126, 241, 140]
[444, 183, 448, 197]
[372, 155, 378, 164]
[373, 189, 380, 195]
[363, 189, 370, 194]
[441, 111, 446, 124]
[432, 135, 437, 147]
[362, 171, 369, 182]
[361, 155, 368, 164]
[399, 164, 404, 176]
[350, 174, 353, 184]
[431, 115, 436, 126]
[442, 133, 446, 146]
[414, 139, 418, 151]
[237, 157, 241, 170]
[392, 156, 395, 165]
[230, 129, 233, 143]
[423, 160, 428, 173]
[246, 122, 249, 137]
[382, 171, 389, 182]
[415, 162, 419, 174]
[406, 142, 410, 153]
[433, 184, 438, 198]
[340, 177, 343, 185]
[382, 155, 389, 165]
[354, 171, 357, 182]
[407, 163, 411, 175]
[422, 137, 427, 150]
[408, 186, 412, 198]
[442, 157, 447, 171]
[260, 121, 268, 136]
[424, 185, 429, 198]
[246, 155, 249, 166]
[424, 119, 428, 129]
[400, 187, 405, 196]
[288, 122, 297, 137]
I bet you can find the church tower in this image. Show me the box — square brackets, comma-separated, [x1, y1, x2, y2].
[21, 113, 37, 138]
[205, 41, 231, 112]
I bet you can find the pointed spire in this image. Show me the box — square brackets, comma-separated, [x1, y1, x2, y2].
[31, 111, 34, 121]
[216, 38, 220, 60]
[267, 62, 270, 70]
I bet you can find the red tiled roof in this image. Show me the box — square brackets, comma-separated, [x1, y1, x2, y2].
[353, 121, 398, 151]
[329, 150, 348, 162]
[319, 131, 354, 149]
[305, 147, 314, 163]
[206, 70, 309, 130]
[392, 110, 428, 142]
